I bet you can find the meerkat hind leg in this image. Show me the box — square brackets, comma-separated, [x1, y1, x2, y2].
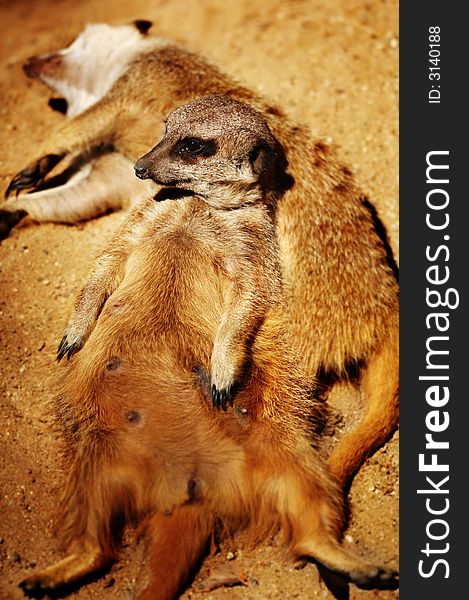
[136, 506, 213, 600]
[296, 535, 398, 590]
[19, 549, 111, 596]
[283, 484, 398, 589]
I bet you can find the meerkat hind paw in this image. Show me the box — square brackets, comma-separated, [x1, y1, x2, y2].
[19, 573, 59, 597]
[350, 566, 399, 590]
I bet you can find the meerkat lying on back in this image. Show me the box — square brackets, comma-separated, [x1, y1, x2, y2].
[137, 96, 295, 406]
[3, 21, 399, 490]
[60, 95, 292, 407]
[20, 96, 397, 599]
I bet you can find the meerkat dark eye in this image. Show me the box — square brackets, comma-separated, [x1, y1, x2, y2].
[176, 138, 216, 158]
[179, 138, 205, 155]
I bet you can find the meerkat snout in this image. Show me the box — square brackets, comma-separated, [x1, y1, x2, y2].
[135, 95, 293, 205]
[134, 162, 150, 180]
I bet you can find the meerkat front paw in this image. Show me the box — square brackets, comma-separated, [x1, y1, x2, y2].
[57, 317, 95, 362]
[210, 355, 239, 411]
[57, 334, 84, 362]
[5, 154, 64, 198]
[211, 384, 233, 411]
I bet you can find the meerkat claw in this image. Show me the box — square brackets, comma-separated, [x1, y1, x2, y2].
[5, 154, 64, 198]
[211, 385, 232, 411]
[57, 336, 68, 362]
[5, 173, 36, 198]
[57, 336, 81, 362]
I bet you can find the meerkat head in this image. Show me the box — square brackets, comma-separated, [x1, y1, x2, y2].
[134, 95, 293, 209]
[23, 21, 156, 117]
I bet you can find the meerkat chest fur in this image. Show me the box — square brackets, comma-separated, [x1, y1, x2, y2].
[125, 197, 282, 312]
[210, 203, 282, 287]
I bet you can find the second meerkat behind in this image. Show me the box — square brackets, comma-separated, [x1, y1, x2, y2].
[60, 95, 292, 408]
[5, 23, 399, 489]
[25, 96, 397, 598]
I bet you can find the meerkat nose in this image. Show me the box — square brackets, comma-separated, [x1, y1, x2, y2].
[134, 162, 149, 180]
[23, 56, 41, 78]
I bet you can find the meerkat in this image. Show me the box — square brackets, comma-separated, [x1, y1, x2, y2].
[19, 97, 397, 599]
[2, 21, 399, 489]
[0, 21, 158, 235]
[59, 96, 291, 407]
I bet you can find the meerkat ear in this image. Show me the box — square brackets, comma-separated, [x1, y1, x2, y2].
[133, 20, 153, 35]
[248, 142, 274, 176]
[249, 140, 294, 194]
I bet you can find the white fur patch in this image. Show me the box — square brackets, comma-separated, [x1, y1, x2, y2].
[42, 23, 165, 117]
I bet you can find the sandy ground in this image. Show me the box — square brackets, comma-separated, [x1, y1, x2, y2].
[0, 1, 398, 599]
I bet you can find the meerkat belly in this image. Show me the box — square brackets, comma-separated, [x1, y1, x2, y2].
[60, 347, 249, 513]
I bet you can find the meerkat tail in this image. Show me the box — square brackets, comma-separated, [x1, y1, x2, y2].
[327, 322, 399, 490]
[137, 506, 213, 600]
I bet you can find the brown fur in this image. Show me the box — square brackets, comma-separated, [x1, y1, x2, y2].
[132, 96, 292, 405]
[19, 102, 397, 593]
[3, 23, 399, 489]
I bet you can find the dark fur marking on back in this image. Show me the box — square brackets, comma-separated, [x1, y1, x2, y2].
[361, 197, 399, 283]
